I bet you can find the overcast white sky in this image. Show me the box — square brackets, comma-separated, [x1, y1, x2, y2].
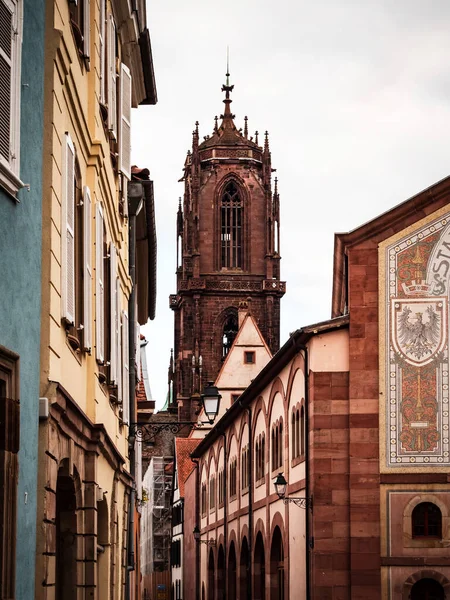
[132, 0, 450, 409]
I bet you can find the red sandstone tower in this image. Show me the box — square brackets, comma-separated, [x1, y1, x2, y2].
[169, 73, 285, 420]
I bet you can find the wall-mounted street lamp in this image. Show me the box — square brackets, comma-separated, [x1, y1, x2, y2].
[130, 382, 222, 443]
[193, 526, 216, 546]
[274, 473, 313, 511]
[201, 382, 222, 424]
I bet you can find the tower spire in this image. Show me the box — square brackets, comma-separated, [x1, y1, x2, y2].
[220, 48, 235, 126]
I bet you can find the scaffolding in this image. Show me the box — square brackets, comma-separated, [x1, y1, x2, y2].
[141, 456, 173, 576]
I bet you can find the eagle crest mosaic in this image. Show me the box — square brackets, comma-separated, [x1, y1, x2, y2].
[385, 213, 450, 466]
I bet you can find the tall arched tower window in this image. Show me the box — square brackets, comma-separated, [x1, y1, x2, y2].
[221, 181, 243, 268]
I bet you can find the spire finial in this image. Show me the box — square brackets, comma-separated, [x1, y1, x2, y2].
[214, 115, 218, 132]
[255, 131, 259, 145]
[244, 116, 248, 138]
[274, 177, 278, 195]
[264, 130, 269, 151]
[220, 48, 235, 125]
[226, 46, 230, 86]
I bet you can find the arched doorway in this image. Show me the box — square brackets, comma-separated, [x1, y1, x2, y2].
[217, 544, 225, 600]
[208, 549, 215, 600]
[411, 578, 445, 600]
[240, 536, 249, 599]
[228, 541, 237, 598]
[270, 526, 284, 600]
[254, 532, 265, 600]
[55, 466, 77, 600]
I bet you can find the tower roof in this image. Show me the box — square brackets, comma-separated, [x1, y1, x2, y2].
[198, 72, 263, 152]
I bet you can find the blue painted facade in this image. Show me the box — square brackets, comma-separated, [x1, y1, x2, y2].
[0, 1, 45, 598]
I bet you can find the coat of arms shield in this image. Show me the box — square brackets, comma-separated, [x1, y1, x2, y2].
[391, 297, 447, 366]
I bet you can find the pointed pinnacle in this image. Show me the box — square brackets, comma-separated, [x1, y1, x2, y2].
[244, 116, 248, 138]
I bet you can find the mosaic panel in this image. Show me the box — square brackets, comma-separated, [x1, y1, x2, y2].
[385, 212, 450, 466]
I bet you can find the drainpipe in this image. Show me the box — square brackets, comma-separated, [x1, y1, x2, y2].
[125, 181, 145, 598]
[239, 402, 252, 600]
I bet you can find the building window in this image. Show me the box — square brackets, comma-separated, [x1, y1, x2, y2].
[0, 0, 23, 197]
[0, 346, 19, 599]
[244, 351, 255, 365]
[231, 394, 240, 404]
[220, 181, 243, 269]
[241, 444, 249, 491]
[412, 502, 442, 538]
[300, 406, 305, 456]
[209, 475, 216, 511]
[170, 539, 181, 568]
[201, 482, 207, 517]
[229, 459, 237, 498]
[61, 134, 93, 354]
[272, 420, 283, 471]
[218, 468, 224, 506]
[222, 313, 238, 359]
[255, 433, 265, 483]
[172, 503, 183, 527]
[68, 0, 90, 65]
[292, 405, 304, 460]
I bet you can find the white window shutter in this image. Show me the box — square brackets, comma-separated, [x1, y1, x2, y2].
[61, 133, 76, 325]
[107, 13, 117, 139]
[0, 0, 13, 164]
[83, 0, 90, 65]
[116, 277, 122, 405]
[118, 63, 132, 179]
[83, 185, 92, 352]
[109, 243, 117, 383]
[99, 0, 105, 103]
[135, 322, 141, 381]
[95, 202, 105, 363]
[122, 310, 130, 424]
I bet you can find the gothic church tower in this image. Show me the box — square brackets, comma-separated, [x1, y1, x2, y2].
[169, 73, 285, 420]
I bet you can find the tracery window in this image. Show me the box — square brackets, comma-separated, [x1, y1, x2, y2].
[220, 181, 243, 269]
[412, 502, 442, 538]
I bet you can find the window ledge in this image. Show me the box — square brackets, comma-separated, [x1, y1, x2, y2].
[255, 477, 265, 489]
[291, 455, 305, 468]
[0, 161, 25, 201]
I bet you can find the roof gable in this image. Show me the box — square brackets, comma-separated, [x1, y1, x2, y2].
[175, 438, 201, 498]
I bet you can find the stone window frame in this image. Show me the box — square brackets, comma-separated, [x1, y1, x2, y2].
[403, 494, 449, 549]
[244, 350, 255, 365]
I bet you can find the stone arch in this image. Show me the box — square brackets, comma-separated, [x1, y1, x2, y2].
[403, 494, 449, 545]
[252, 396, 268, 431]
[403, 570, 450, 599]
[253, 529, 266, 600]
[267, 377, 286, 419]
[239, 535, 250, 599]
[270, 525, 285, 600]
[228, 539, 237, 598]
[55, 461, 79, 600]
[217, 543, 226, 600]
[207, 548, 215, 600]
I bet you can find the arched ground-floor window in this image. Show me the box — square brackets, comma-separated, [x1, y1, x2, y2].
[270, 526, 285, 600]
[411, 578, 445, 600]
[254, 532, 265, 600]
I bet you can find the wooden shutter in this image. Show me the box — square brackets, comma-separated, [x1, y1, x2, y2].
[116, 277, 122, 404]
[0, 0, 13, 164]
[98, 0, 105, 103]
[135, 322, 141, 381]
[109, 243, 117, 383]
[95, 202, 105, 363]
[83, 0, 90, 65]
[118, 62, 132, 179]
[107, 13, 117, 138]
[62, 133, 76, 325]
[83, 185, 92, 352]
[122, 310, 129, 424]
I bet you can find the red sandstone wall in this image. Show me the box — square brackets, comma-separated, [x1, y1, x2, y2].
[183, 469, 198, 599]
[347, 241, 381, 599]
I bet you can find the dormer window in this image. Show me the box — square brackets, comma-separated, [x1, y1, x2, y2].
[221, 181, 242, 269]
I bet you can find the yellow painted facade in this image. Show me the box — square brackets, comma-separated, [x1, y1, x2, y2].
[36, 1, 154, 598]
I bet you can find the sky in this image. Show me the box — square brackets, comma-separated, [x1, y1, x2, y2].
[132, 0, 450, 410]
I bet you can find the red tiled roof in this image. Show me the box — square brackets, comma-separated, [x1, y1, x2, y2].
[175, 438, 201, 498]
